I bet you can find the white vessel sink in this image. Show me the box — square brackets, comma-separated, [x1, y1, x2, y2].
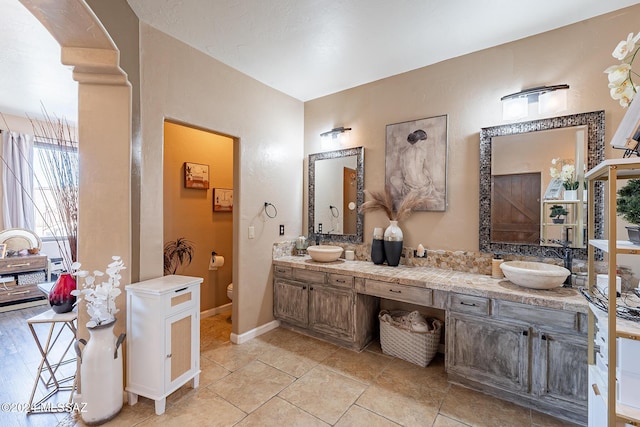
[307, 245, 343, 262]
[500, 261, 570, 290]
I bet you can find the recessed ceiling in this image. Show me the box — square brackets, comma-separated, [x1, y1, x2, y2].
[1, 0, 639, 125]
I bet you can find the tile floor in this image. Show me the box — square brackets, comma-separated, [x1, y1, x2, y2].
[0, 307, 582, 427]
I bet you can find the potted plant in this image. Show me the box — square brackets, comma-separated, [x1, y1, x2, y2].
[163, 237, 195, 275]
[617, 179, 640, 244]
[550, 204, 569, 224]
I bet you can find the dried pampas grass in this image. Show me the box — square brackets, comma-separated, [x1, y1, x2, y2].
[360, 187, 422, 221]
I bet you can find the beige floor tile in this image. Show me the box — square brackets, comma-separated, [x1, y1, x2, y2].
[198, 355, 231, 387]
[321, 346, 392, 384]
[439, 385, 532, 427]
[531, 409, 582, 427]
[335, 404, 402, 427]
[135, 388, 245, 427]
[201, 338, 268, 372]
[432, 414, 472, 427]
[208, 360, 295, 413]
[235, 397, 329, 427]
[279, 365, 367, 425]
[356, 357, 447, 427]
[258, 330, 339, 378]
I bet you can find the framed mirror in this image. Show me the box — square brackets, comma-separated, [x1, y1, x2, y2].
[309, 146, 364, 243]
[480, 111, 605, 259]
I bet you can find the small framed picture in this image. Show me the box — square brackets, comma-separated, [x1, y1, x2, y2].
[184, 162, 210, 189]
[0, 244, 6, 259]
[213, 188, 233, 212]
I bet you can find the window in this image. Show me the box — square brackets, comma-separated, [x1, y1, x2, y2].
[32, 140, 78, 240]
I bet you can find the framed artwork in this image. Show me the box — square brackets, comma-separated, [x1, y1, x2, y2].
[184, 162, 210, 189]
[0, 244, 5, 259]
[213, 188, 233, 212]
[385, 115, 448, 212]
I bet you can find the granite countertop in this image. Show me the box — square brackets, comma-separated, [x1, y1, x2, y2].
[273, 256, 588, 313]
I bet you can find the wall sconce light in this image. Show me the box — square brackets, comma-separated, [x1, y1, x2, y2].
[320, 126, 352, 145]
[501, 84, 569, 120]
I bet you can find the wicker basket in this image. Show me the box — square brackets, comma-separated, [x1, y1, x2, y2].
[379, 310, 442, 367]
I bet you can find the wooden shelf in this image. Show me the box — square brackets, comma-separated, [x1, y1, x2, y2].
[589, 239, 640, 255]
[585, 158, 640, 181]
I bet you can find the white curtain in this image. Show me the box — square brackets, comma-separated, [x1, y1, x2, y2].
[2, 131, 35, 230]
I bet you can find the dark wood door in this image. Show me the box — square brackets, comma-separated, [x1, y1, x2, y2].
[343, 167, 357, 235]
[491, 173, 541, 244]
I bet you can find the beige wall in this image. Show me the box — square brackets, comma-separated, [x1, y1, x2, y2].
[138, 23, 304, 335]
[304, 5, 640, 259]
[163, 121, 234, 312]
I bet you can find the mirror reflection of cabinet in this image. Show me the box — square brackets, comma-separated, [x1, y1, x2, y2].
[308, 147, 364, 243]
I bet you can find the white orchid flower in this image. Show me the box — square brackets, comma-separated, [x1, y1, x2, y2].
[612, 33, 640, 60]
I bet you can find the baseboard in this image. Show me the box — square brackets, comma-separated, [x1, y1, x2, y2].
[200, 303, 232, 319]
[230, 319, 280, 344]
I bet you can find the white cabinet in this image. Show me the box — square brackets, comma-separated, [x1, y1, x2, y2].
[125, 275, 203, 415]
[586, 158, 640, 427]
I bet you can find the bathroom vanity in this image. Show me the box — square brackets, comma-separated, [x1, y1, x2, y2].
[272, 257, 588, 425]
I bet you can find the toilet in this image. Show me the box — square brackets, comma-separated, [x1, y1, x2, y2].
[227, 283, 233, 300]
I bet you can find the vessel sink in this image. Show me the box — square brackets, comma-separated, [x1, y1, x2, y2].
[499, 261, 570, 290]
[307, 245, 343, 262]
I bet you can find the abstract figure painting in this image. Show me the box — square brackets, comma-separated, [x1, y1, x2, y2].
[385, 116, 448, 212]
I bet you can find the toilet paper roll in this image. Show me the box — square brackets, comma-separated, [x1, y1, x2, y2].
[209, 255, 225, 270]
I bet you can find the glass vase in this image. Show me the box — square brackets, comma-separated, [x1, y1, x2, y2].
[383, 220, 403, 267]
[48, 273, 76, 313]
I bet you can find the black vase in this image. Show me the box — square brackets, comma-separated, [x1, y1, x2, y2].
[371, 238, 386, 264]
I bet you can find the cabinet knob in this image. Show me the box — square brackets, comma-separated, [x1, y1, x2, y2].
[460, 301, 477, 307]
[522, 330, 528, 336]
[166, 354, 172, 358]
[389, 289, 401, 294]
[302, 286, 307, 290]
[310, 287, 314, 291]
[541, 334, 547, 341]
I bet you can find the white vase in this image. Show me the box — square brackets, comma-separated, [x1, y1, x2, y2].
[383, 220, 404, 267]
[564, 189, 578, 201]
[76, 319, 126, 424]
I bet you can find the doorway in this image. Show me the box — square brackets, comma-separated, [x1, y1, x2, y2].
[163, 120, 234, 325]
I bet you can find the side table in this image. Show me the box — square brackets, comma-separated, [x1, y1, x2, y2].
[26, 309, 77, 413]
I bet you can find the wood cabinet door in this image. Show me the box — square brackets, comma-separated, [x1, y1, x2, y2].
[273, 279, 309, 327]
[447, 312, 530, 394]
[533, 328, 588, 409]
[309, 284, 354, 341]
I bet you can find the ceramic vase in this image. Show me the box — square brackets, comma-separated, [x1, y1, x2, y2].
[564, 189, 578, 201]
[76, 319, 126, 425]
[371, 227, 386, 265]
[48, 273, 76, 313]
[383, 220, 403, 267]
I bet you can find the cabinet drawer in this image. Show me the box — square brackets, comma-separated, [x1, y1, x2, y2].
[273, 265, 292, 279]
[328, 273, 354, 289]
[364, 279, 432, 306]
[494, 300, 577, 331]
[449, 293, 490, 316]
[0, 256, 47, 274]
[164, 285, 197, 315]
[0, 284, 43, 304]
[293, 269, 326, 284]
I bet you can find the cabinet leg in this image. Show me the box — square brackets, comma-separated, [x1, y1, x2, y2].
[154, 398, 166, 415]
[127, 392, 138, 406]
[190, 373, 200, 389]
